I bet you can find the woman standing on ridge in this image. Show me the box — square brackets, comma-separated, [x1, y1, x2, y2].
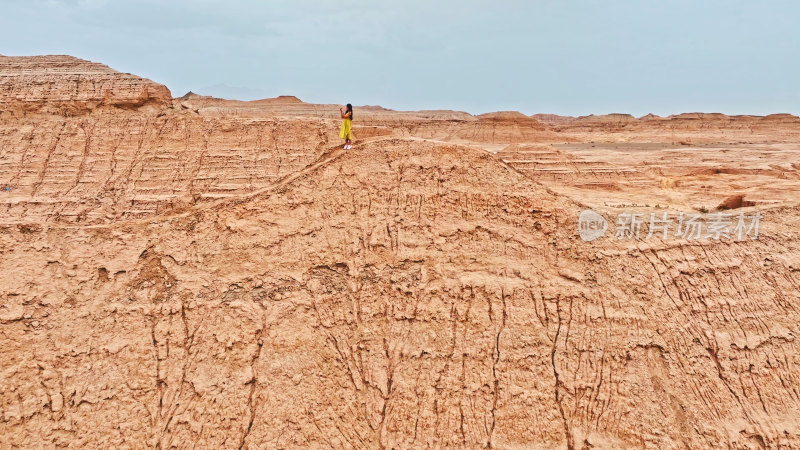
[339, 103, 354, 149]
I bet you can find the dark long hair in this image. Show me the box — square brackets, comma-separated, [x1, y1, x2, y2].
[346, 103, 353, 120]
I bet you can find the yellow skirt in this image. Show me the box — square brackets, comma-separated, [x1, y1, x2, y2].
[339, 118, 354, 140]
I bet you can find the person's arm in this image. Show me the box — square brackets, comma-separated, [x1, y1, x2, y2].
[340, 107, 351, 119]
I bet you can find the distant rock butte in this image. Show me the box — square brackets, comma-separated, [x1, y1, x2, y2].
[178, 91, 207, 100]
[530, 114, 576, 126]
[476, 110, 531, 120]
[763, 113, 800, 123]
[638, 113, 662, 120]
[250, 95, 303, 104]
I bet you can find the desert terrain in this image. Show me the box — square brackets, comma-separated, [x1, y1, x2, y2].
[1, 55, 799, 448]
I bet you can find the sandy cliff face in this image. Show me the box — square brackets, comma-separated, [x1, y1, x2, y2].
[0, 112, 340, 224]
[0, 57, 347, 224]
[1, 56, 800, 449]
[0, 55, 171, 115]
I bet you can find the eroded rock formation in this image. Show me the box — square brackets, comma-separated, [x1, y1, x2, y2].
[0, 55, 171, 115]
[1, 55, 799, 449]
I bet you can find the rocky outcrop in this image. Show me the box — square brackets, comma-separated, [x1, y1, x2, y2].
[0, 55, 171, 115]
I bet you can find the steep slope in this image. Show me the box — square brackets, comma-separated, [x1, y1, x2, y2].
[0, 111, 340, 224]
[2, 139, 799, 448]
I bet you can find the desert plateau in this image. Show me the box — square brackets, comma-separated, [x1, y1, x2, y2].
[1, 55, 800, 449]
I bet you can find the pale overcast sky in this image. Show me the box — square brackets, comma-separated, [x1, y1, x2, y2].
[1, 0, 798, 116]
